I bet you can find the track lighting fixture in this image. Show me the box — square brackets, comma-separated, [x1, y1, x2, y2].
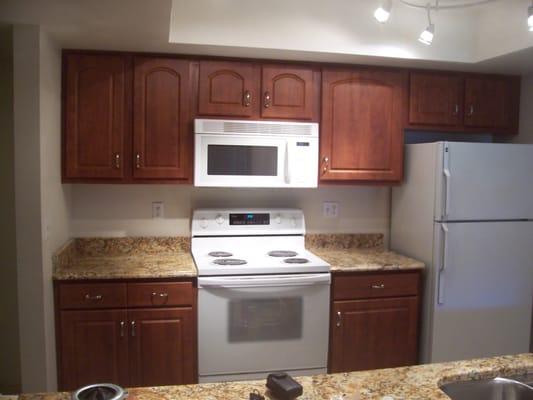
[527, 1, 533, 32]
[418, 4, 435, 45]
[374, 0, 393, 23]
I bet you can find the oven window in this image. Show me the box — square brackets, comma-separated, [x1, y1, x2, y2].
[228, 298, 302, 342]
[207, 145, 278, 176]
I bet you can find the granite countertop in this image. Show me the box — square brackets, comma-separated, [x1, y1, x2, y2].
[19, 353, 533, 399]
[53, 237, 197, 280]
[306, 234, 425, 273]
[52, 234, 423, 280]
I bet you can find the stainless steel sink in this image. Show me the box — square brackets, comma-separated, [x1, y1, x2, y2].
[440, 374, 533, 400]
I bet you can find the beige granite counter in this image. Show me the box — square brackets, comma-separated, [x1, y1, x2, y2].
[19, 353, 533, 399]
[53, 237, 197, 280]
[306, 234, 425, 272]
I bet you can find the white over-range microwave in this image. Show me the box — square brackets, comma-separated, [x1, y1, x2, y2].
[194, 119, 319, 188]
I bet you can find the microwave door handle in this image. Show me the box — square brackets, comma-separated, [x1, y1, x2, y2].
[284, 142, 291, 184]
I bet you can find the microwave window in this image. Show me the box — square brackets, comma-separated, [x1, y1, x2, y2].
[207, 145, 278, 176]
[228, 297, 302, 342]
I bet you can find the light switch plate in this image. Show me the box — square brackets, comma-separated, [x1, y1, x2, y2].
[323, 202, 339, 218]
[152, 202, 164, 219]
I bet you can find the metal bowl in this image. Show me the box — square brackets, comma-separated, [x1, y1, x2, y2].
[71, 383, 127, 400]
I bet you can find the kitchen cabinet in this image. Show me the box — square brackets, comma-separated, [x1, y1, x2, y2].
[63, 53, 129, 179]
[409, 72, 463, 126]
[55, 280, 197, 391]
[260, 64, 319, 120]
[320, 68, 407, 183]
[329, 271, 421, 373]
[197, 61, 259, 118]
[133, 57, 192, 180]
[408, 71, 520, 134]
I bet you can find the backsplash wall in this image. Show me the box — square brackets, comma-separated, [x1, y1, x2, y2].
[70, 184, 391, 244]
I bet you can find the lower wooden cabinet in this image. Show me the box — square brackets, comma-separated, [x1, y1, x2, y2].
[329, 271, 421, 373]
[55, 280, 197, 391]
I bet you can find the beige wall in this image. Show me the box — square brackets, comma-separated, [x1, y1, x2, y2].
[0, 24, 21, 395]
[71, 185, 391, 244]
[12, 25, 69, 393]
[513, 74, 533, 144]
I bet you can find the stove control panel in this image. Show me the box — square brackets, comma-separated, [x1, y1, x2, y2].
[191, 209, 305, 236]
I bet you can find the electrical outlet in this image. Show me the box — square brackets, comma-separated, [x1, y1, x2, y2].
[152, 202, 164, 219]
[323, 202, 339, 218]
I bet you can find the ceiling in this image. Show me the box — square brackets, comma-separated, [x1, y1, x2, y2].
[1, 0, 533, 75]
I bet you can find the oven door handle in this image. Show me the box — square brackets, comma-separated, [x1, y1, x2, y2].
[198, 273, 331, 288]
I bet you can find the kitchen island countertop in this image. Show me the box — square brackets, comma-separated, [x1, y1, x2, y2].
[20, 353, 533, 399]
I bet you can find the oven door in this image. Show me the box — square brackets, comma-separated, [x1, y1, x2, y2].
[194, 134, 317, 188]
[198, 274, 331, 382]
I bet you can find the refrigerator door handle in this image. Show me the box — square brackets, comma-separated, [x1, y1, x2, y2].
[438, 224, 449, 305]
[443, 168, 451, 218]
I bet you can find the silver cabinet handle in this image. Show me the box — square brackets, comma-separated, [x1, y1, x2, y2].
[120, 321, 125, 337]
[322, 156, 329, 175]
[371, 283, 385, 289]
[131, 321, 136, 337]
[135, 153, 141, 169]
[114, 153, 120, 169]
[453, 104, 459, 115]
[336, 311, 342, 327]
[84, 294, 103, 301]
[243, 90, 252, 107]
[264, 91, 271, 108]
[468, 104, 474, 116]
[151, 292, 168, 297]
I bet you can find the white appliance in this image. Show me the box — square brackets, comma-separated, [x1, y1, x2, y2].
[191, 209, 331, 383]
[391, 142, 533, 364]
[194, 119, 319, 188]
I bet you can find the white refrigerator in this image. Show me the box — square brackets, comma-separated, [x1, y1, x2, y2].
[391, 141, 533, 364]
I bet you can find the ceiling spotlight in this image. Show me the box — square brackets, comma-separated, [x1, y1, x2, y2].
[528, 2, 533, 32]
[418, 5, 435, 45]
[374, 0, 392, 23]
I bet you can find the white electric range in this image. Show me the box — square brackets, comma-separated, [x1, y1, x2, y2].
[191, 209, 331, 383]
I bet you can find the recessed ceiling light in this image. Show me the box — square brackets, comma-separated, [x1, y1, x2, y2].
[374, 0, 392, 23]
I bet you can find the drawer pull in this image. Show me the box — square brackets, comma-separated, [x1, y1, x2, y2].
[371, 284, 385, 289]
[120, 321, 125, 337]
[131, 321, 136, 337]
[336, 311, 342, 327]
[151, 292, 169, 298]
[84, 294, 103, 301]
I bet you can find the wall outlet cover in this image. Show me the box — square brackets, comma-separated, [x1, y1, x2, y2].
[152, 201, 164, 219]
[323, 202, 339, 218]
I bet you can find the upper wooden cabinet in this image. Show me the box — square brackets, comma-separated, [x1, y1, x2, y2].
[260, 64, 319, 120]
[464, 76, 519, 131]
[408, 71, 520, 134]
[320, 68, 407, 183]
[133, 57, 191, 180]
[197, 60, 319, 121]
[64, 54, 129, 179]
[409, 72, 463, 126]
[197, 61, 259, 118]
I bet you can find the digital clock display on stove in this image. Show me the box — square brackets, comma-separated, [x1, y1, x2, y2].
[229, 213, 270, 225]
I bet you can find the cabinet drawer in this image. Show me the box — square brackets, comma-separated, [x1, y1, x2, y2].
[333, 272, 420, 300]
[59, 283, 127, 310]
[127, 282, 193, 307]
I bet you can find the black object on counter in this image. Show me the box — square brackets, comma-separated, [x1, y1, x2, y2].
[266, 372, 303, 400]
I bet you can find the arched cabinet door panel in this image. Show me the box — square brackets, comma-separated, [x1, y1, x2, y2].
[64, 54, 128, 179]
[197, 61, 259, 118]
[260, 65, 319, 120]
[133, 57, 192, 180]
[320, 68, 407, 183]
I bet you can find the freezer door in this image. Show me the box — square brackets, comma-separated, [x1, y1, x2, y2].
[429, 221, 533, 363]
[436, 142, 533, 221]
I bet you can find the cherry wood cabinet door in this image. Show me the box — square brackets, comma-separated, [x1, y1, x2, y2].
[330, 297, 419, 373]
[197, 61, 259, 118]
[409, 72, 463, 126]
[464, 76, 519, 131]
[64, 54, 128, 179]
[260, 65, 318, 120]
[128, 308, 195, 387]
[320, 68, 407, 182]
[133, 57, 192, 180]
[59, 309, 128, 391]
